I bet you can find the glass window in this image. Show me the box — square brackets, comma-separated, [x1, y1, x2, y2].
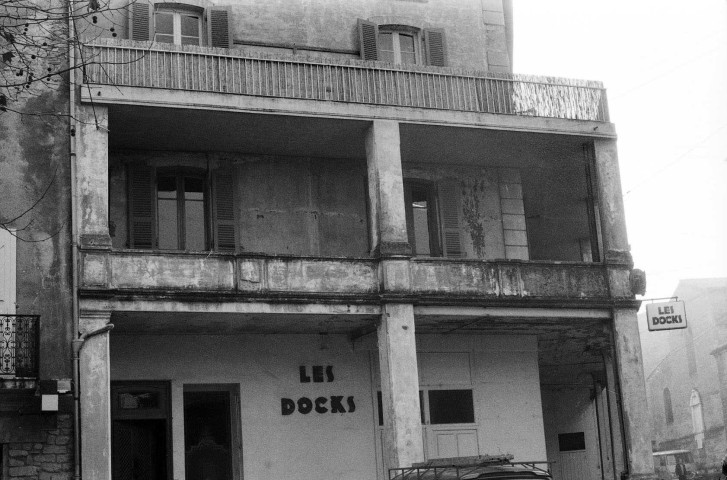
[155, 7, 201, 45]
[558, 432, 586, 452]
[405, 181, 441, 256]
[156, 171, 207, 251]
[184, 389, 236, 480]
[428, 389, 474, 424]
[377, 28, 419, 65]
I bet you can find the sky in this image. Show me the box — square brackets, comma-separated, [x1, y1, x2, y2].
[513, 0, 727, 305]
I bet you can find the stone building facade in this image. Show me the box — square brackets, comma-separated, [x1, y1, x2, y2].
[3, 0, 655, 480]
[642, 278, 727, 473]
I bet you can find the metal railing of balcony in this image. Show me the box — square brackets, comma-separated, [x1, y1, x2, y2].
[83, 39, 609, 122]
[1, 315, 40, 378]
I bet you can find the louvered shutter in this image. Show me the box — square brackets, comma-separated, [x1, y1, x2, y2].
[128, 1, 152, 41]
[207, 6, 233, 48]
[424, 28, 447, 67]
[438, 179, 463, 258]
[358, 19, 379, 61]
[212, 170, 236, 252]
[128, 165, 155, 249]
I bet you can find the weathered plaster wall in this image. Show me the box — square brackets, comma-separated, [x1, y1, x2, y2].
[109, 152, 369, 256]
[93, 0, 510, 72]
[110, 333, 546, 479]
[541, 387, 602, 480]
[0, 89, 73, 380]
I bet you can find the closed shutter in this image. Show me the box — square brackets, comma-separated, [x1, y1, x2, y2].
[128, 165, 155, 249]
[424, 28, 447, 67]
[128, 1, 152, 41]
[358, 19, 379, 61]
[207, 6, 233, 48]
[438, 179, 463, 258]
[213, 169, 236, 252]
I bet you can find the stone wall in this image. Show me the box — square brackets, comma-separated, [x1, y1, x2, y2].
[4, 415, 73, 480]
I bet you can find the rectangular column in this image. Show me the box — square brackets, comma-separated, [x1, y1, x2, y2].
[592, 139, 630, 264]
[603, 354, 626, 480]
[378, 303, 424, 471]
[76, 104, 111, 249]
[612, 308, 655, 479]
[365, 120, 410, 257]
[79, 311, 112, 480]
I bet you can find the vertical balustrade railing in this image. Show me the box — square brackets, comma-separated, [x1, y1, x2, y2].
[0, 315, 40, 378]
[83, 41, 609, 122]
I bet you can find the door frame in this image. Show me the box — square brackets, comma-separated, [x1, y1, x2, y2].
[182, 383, 243, 480]
[111, 380, 173, 480]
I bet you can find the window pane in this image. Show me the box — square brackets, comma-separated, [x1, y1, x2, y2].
[180, 15, 199, 37]
[155, 12, 173, 35]
[184, 177, 205, 250]
[400, 51, 416, 65]
[378, 32, 393, 50]
[157, 176, 178, 249]
[558, 432, 586, 452]
[155, 34, 175, 44]
[428, 390, 474, 424]
[181, 36, 200, 46]
[399, 34, 415, 53]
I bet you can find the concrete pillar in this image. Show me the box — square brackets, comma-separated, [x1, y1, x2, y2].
[592, 139, 630, 266]
[612, 309, 655, 480]
[79, 310, 112, 480]
[710, 345, 727, 443]
[365, 120, 410, 257]
[377, 303, 424, 471]
[603, 354, 626, 480]
[76, 104, 111, 249]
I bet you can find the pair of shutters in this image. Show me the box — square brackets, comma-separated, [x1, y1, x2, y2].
[128, 166, 236, 252]
[357, 19, 447, 67]
[128, 2, 233, 49]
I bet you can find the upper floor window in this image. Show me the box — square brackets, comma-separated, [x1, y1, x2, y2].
[378, 29, 418, 65]
[403, 179, 462, 258]
[663, 387, 674, 424]
[128, 1, 232, 48]
[154, 7, 202, 46]
[358, 19, 446, 67]
[128, 165, 236, 252]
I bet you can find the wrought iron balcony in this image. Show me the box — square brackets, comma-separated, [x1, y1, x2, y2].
[1, 314, 40, 378]
[82, 39, 609, 122]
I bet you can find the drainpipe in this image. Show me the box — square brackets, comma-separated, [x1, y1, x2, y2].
[67, 0, 80, 475]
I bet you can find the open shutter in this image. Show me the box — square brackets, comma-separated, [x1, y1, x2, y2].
[424, 28, 447, 67]
[358, 19, 379, 61]
[212, 169, 236, 252]
[128, 165, 155, 249]
[438, 179, 463, 258]
[207, 6, 233, 49]
[128, 1, 153, 41]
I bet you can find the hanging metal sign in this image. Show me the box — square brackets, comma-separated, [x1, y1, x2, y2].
[646, 300, 687, 331]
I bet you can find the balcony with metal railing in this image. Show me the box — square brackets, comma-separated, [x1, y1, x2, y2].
[81, 39, 610, 128]
[1, 315, 40, 385]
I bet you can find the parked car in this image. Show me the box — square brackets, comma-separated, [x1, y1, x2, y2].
[653, 450, 697, 480]
[389, 456, 552, 480]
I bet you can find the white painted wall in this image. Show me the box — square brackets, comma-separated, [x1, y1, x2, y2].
[0, 229, 16, 314]
[111, 332, 547, 480]
[541, 386, 602, 480]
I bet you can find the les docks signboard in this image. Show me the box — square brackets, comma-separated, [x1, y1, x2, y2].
[646, 301, 687, 331]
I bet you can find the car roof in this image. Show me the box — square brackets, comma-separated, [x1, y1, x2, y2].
[393, 464, 552, 480]
[653, 450, 691, 456]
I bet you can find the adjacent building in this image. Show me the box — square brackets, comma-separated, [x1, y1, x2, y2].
[2, 1, 656, 480]
[643, 278, 727, 473]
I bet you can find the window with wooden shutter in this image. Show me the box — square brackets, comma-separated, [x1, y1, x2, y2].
[358, 19, 379, 61]
[438, 179, 463, 258]
[424, 28, 447, 67]
[128, 165, 155, 249]
[213, 170, 236, 252]
[128, 1, 153, 41]
[207, 7, 233, 48]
